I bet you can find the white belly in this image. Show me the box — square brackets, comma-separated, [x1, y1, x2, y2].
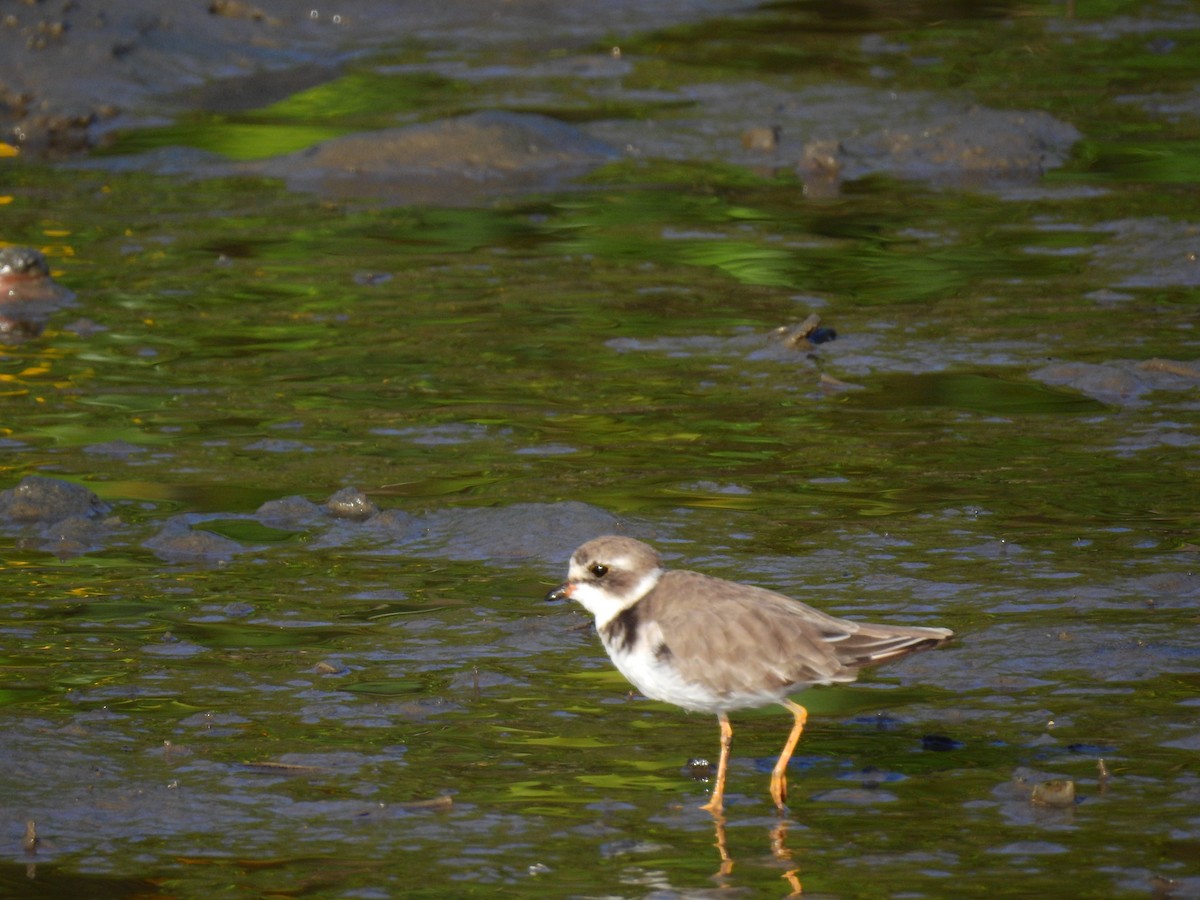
[602, 635, 785, 715]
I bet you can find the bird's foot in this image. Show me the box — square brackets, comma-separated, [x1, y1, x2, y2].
[769, 773, 789, 811]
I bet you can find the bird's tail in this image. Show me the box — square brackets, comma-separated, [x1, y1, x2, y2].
[828, 624, 953, 669]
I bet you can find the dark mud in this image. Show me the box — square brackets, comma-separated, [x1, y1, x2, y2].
[258, 111, 621, 204]
[586, 83, 1081, 195]
[16, 2, 1085, 202]
[0, 0, 752, 155]
[0, 475, 635, 570]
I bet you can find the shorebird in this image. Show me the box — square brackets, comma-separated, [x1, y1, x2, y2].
[546, 535, 953, 813]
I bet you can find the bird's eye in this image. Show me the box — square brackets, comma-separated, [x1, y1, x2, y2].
[589, 563, 608, 578]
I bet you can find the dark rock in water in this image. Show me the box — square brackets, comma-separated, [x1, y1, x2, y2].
[921, 734, 965, 752]
[0, 247, 76, 341]
[158, 490, 637, 569]
[325, 487, 379, 521]
[300, 111, 617, 171]
[407, 500, 636, 568]
[256, 495, 324, 526]
[1089, 217, 1200, 289]
[0, 476, 121, 557]
[588, 84, 1079, 193]
[37, 514, 120, 558]
[0, 475, 110, 525]
[840, 105, 1081, 186]
[262, 111, 619, 204]
[0, 246, 51, 281]
[1031, 358, 1199, 408]
[5, 0, 743, 160]
[1031, 362, 1151, 406]
[144, 516, 245, 563]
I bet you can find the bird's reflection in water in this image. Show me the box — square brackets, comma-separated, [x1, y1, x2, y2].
[710, 811, 803, 896]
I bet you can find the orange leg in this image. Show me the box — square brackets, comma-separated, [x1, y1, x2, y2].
[700, 712, 733, 814]
[769, 700, 808, 811]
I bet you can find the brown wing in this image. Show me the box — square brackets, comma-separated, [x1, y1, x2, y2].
[644, 570, 951, 698]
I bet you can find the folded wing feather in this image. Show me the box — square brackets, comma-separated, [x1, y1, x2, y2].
[647, 570, 952, 698]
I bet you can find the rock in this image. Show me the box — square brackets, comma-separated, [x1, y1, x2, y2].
[1030, 362, 1151, 406]
[407, 500, 636, 567]
[324, 487, 379, 521]
[256, 495, 324, 526]
[0, 247, 76, 340]
[1031, 779, 1076, 807]
[1032, 357, 1200, 407]
[0, 476, 110, 525]
[36, 514, 119, 558]
[144, 517, 244, 563]
[261, 111, 619, 204]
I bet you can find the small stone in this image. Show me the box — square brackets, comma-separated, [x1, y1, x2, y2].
[325, 486, 379, 520]
[1031, 779, 1075, 807]
[921, 734, 964, 752]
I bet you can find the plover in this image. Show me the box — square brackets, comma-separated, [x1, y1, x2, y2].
[546, 535, 953, 813]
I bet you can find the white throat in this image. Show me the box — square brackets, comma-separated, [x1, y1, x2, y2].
[571, 566, 662, 629]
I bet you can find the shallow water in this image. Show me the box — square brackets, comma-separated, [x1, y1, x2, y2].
[3, 2, 1200, 898]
